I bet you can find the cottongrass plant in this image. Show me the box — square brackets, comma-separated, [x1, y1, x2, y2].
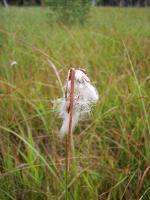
[54, 68, 99, 199]
[55, 69, 99, 137]
[54, 68, 99, 168]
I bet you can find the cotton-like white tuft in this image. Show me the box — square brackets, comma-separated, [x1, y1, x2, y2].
[54, 69, 99, 138]
[74, 70, 90, 83]
[10, 60, 17, 66]
[59, 112, 79, 138]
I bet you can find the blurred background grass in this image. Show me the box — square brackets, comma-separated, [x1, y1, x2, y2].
[0, 7, 150, 200]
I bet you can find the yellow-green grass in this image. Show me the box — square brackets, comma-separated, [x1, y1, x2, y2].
[0, 7, 150, 200]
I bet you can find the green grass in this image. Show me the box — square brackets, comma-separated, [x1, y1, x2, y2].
[0, 7, 150, 200]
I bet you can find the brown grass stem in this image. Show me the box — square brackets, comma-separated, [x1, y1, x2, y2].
[65, 68, 75, 200]
[67, 68, 75, 171]
[136, 166, 150, 197]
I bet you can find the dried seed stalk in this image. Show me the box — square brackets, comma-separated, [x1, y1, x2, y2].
[66, 68, 75, 171]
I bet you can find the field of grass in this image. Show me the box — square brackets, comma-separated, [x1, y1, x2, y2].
[0, 7, 150, 200]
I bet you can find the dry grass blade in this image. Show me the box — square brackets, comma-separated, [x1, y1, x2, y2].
[136, 166, 150, 197]
[48, 59, 64, 96]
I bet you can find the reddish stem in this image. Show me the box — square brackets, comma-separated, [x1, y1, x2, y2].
[136, 165, 150, 197]
[66, 68, 75, 171]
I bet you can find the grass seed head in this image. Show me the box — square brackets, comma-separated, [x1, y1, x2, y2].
[54, 68, 99, 138]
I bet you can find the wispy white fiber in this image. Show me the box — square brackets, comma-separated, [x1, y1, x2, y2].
[54, 69, 99, 138]
[10, 60, 17, 66]
[59, 111, 80, 138]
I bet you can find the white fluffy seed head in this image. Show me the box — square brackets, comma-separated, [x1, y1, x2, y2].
[75, 70, 90, 83]
[10, 60, 17, 66]
[54, 69, 99, 138]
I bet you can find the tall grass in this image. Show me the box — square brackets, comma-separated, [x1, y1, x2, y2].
[0, 7, 150, 200]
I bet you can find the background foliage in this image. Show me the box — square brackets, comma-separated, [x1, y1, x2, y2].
[0, 6, 150, 200]
[0, 0, 150, 6]
[46, 0, 91, 25]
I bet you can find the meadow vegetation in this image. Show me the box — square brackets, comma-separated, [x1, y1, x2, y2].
[0, 7, 150, 200]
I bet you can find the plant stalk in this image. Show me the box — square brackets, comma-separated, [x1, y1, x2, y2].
[67, 68, 75, 171]
[65, 68, 75, 200]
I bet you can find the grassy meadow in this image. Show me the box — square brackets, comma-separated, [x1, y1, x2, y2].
[0, 7, 150, 200]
